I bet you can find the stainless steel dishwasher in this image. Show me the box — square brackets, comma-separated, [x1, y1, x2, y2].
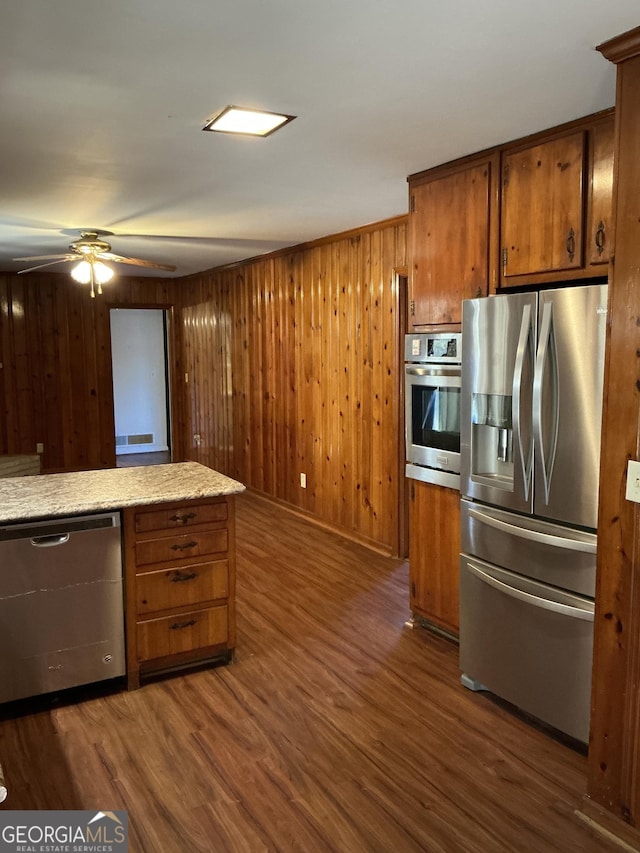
[0, 512, 125, 703]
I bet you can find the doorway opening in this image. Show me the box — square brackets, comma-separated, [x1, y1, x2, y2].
[110, 308, 172, 468]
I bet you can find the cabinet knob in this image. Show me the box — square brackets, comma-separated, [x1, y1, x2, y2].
[595, 221, 606, 256]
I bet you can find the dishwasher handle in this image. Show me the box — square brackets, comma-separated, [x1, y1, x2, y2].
[30, 533, 70, 548]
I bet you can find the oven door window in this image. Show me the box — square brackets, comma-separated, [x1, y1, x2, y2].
[411, 385, 460, 453]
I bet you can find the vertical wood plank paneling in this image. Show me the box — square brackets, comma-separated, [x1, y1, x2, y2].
[40, 280, 63, 469]
[176, 217, 407, 552]
[0, 280, 8, 454]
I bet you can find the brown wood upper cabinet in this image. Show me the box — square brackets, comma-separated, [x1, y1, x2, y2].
[501, 131, 585, 278]
[408, 155, 498, 327]
[407, 111, 614, 320]
[500, 112, 614, 287]
[586, 114, 615, 267]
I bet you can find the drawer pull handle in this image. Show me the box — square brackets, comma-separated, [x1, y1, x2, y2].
[566, 227, 576, 262]
[170, 541, 198, 551]
[169, 618, 197, 631]
[169, 512, 197, 524]
[171, 571, 198, 583]
[595, 221, 606, 255]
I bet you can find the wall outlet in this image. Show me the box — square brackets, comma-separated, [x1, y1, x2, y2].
[300, 472, 307, 488]
[625, 459, 640, 503]
[193, 434, 202, 447]
[36, 442, 44, 454]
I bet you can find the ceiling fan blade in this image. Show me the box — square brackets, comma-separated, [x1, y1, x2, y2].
[17, 257, 76, 274]
[13, 253, 77, 262]
[99, 252, 177, 272]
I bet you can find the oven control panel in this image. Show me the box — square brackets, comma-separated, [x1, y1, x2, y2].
[405, 332, 462, 364]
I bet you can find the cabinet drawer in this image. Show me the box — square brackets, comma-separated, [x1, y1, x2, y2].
[135, 501, 228, 533]
[136, 560, 229, 614]
[135, 529, 228, 567]
[136, 605, 228, 662]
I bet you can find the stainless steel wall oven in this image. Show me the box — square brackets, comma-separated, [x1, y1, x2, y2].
[405, 332, 462, 489]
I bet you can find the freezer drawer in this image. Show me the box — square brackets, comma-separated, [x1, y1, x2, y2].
[459, 554, 594, 743]
[460, 498, 596, 597]
[0, 512, 125, 703]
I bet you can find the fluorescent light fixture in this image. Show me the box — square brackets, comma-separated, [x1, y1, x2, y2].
[203, 105, 296, 137]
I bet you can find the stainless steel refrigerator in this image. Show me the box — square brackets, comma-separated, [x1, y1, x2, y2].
[459, 283, 608, 743]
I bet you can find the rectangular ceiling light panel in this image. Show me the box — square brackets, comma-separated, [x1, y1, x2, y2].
[203, 105, 296, 137]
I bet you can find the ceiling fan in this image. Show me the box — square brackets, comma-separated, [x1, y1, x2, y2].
[13, 230, 177, 297]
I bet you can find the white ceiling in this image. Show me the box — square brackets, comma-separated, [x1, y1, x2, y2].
[1, 1, 638, 278]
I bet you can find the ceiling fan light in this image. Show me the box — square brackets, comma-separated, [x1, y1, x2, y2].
[70, 260, 92, 284]
[70, 258, 114, 288]
[93, 261, 114, 284]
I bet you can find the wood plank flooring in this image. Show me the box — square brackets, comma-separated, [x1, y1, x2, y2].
[116, 451, 171, 467]
[0, 492, 621, 852]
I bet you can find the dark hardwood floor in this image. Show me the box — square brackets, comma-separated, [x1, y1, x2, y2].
[116, 451, 171, 468]
[0, 492, 620, 852]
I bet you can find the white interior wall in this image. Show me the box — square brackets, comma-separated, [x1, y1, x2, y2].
[110, 308, 169, 455]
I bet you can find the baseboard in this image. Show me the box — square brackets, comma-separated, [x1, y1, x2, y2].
[243, 487, 396, 557]
[577, 796, 640, 851]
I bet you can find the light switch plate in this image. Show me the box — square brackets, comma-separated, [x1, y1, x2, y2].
[625, 460, 640, 503]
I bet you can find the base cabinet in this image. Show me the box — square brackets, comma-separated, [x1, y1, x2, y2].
[123, 496, 236, 688]
[409, 479, 460, 636]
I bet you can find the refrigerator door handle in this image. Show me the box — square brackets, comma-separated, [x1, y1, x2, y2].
[513, 304, 533, 500]
[465, 560, 595, 621]
[533, 301, 560, 504]
[467, 504, 597, 554]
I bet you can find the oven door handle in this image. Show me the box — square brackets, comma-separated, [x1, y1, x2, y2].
[405, 368, 461, 388]
[405, 366, 461, 377]
[465, 560, 594, 621]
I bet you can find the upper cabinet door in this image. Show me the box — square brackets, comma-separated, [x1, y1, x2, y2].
[409, 159, 495, 327]
[587, 115, 615, 268]
[501, 132, 585, 279]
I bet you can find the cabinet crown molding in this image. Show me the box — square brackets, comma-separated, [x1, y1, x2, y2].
[597, 25, 640, 64]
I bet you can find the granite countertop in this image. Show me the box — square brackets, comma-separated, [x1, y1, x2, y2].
[0, 462, 245, 524]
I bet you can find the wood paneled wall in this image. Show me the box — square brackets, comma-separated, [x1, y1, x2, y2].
[0, 272, 183, 473]
[0, 215, 407, 553]
[180, 218, 408, 553]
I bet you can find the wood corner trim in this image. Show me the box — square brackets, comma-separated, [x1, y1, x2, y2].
[597, 26, 640, 64]
[578, 795, 640, 852]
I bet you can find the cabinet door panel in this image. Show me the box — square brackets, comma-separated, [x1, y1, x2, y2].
[410, 162, 491, 326]
[587, 116, 615, 267]
[409, 480, 460, 635]
[502, 132, 585, 277]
